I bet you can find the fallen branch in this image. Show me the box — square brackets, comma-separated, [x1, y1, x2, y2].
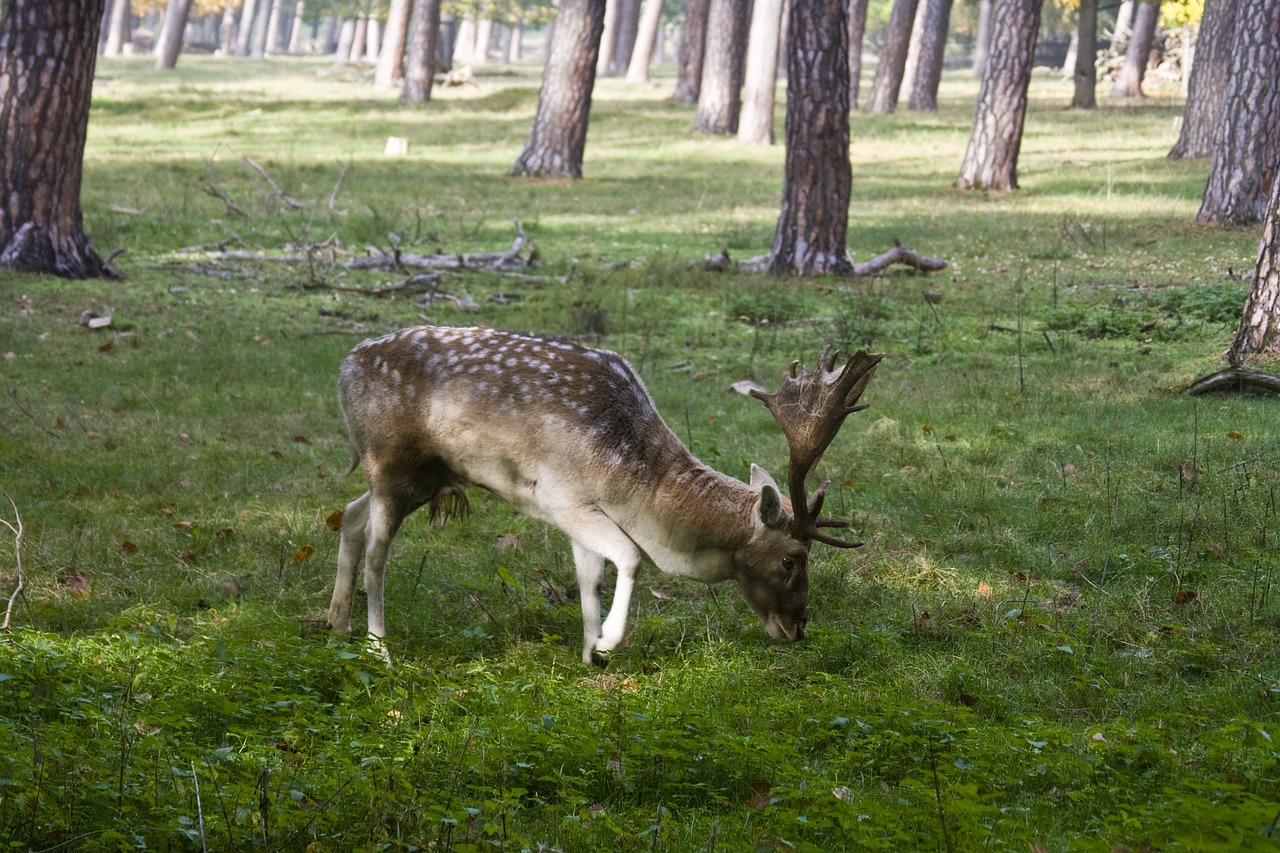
[329, 161, 351, 215]
[2, 494, 24, 632]
[200, 179, 249, 219]
[244, 157, 308, 210]
[718, 241, 949, 276]
[1187, 361, 1280, 396]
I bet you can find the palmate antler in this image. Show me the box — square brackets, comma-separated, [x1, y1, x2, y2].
[751, 347, 883, 548]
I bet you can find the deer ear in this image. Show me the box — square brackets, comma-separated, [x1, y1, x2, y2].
[751, 464, 788, 530]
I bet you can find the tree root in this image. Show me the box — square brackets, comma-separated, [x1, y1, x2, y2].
[1186, 362, 1280, 396]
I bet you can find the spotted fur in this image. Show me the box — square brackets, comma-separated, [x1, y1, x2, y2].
[328, 325, 811, 664]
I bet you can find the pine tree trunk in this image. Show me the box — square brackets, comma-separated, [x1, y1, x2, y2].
[1231, 173, 1280, 359]
[236, 0, 258, 55]
[1110, 0, 1156, 97]
[736, 0, 784, 144]
[287, 1, 305, 52]
[597, 0, 619, 74]
[510, 0, 606, 178]
[155, 0, 192, 69]
[1196, 0, 1280, 227]
[673, 0, 709, 102]
[692, 0, 750, 133]
[220, 4, 237, 55]
[972, 0, 991, 75]
[403, 0, 441, 102]
[104, 0, 132, 56]
[376, 0, 413, 87]
[864, 0, 919, 114]
[847, 0, 868, 108]
[1071, 0, 1097, 108]
[625, 0, 664, 83]
[251, 0, 272, 57]
[334, 17, 354, 64]
[0, 0, 112, 279]
[349, 13, 367, 62]
[907, 0, 952, 111]
[613, 0, 642, 72]
[770, 0, 853, 276]
[473, 18, 492, 64]
[955, 0, 1042, 190]
[1168, 0, 1236, 158]
[265, 0, 284, 51]
[900, 0, 928, 100]
[507, 21, 523, 62]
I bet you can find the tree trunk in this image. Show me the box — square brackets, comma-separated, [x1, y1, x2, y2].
[366, 16, 383, 62]
[251, 0, 272, 57]
[155, 0, 193, 69]
[847, 0, 867, 108]
[472, 17, 491, 64]
[1112, 0, 1133, 51]
[376, 0, 413, 87]
[1196, 0, 1280, 227]
[349, 13, 367, 63]
[900, 0, 928, 100]
[438, 13, 458, 70]
[334, 17, 354, 64]
[907, 0, 952, 110]
[1169, 0, 1236, 158]
[612, 0, 642, 72]
[1071, 0, 1097, 108]
[510, 0, 607, 178]
[220, 4, 237, 55]
[0, 0, 112, 279]
[104, 0, 132, 56]
[625, 0, 664, 83]
[864, 0, 919, 114]
[972, 0, 991, 75]
[265, 0, 284, 51]
[673, 0, 709, 102]
[736, 0, 783, 143]
[455, 14, 476, 64]
[507, 21, 523, 62]
[1110, 0, 1156, 97]
[236, 0, 257, 55]
[597, 0, 619, 73]
[287, 0, 305, 52]
[770, 0, 853, 275]
[692, 0, 750, 133]
[1188, 172, 1280, 393]
[955, 0, 1043, 190]
[402, 0, 442, 103]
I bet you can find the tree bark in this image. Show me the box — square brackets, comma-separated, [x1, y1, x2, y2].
[473, 17, 492, 64]
[265, 0, 284, 51]
[1188, 172, 1280, 394]
[507, 21, 523, 62]
[376, 0, 413, 87]
[1196, 0, 1280, 227]
[900, 0, 928, 100]
[672, 0, 709, 102]
[1168, 0, 1236, 158]
[597, 0, 619, 73]
[864, 0, 919, 114]
[220, 4, 237, 55]
[692, 0, 750, 133]
[0, 0, 112, 279]
[624, 0, 665, 83]
[955, 0, 1042, 190]
[612, 0, 642, 72]
[250, 0, 272, 57]
[770, 0, 853, 275]
[402, 0, 441, 103]
[1071, 0, 1097, 108]
[155, 0, 192, 68]
[349, 13, 367, 63]
[104, 0, 132, 56]
[236, 0, 257, 55]
[510, 0, 607, 178]
[972, 0, 991, 75]
[288, 1, 306, 52]
[907, 0, 952, 110]
[333, 17, 354, 64]
[1110, 0, 1157, 97]
[736, 0, 784, 144]
[847, 0, 867, 109]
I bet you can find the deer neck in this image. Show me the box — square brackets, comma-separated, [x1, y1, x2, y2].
[601, 442, 758, 581]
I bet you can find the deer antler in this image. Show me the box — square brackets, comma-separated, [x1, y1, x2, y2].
[750, 347, 883, 548]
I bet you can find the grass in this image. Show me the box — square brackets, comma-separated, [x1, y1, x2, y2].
[0, 55, 1278, 851]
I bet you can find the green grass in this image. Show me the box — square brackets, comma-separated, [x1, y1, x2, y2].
[1, 56, 1278, 851]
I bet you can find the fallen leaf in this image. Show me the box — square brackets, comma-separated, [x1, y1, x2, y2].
[325, 510, 344, 532]
[496, 532, 521, 551]
[293, 545, 316, 564]
[292, 435, 311, 444]
[62, 568, 91, 596]
[747, 781, 772, 810]
[1173, 590, 1198, 605]
[917, 610, 933, 629]
[649, 588, 671, 601]
[1063, 463, 1077, 475]
[832, 786, 853, 803]
[976, 581, 994, 598]
[1227, 431, 1244, 440]
[120, 540, 138, 556]
[181, 550, 198, 564]
[1092, 732, 1107, 742]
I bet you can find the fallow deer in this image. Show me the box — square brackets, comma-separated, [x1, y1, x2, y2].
[327, 325, 881, 664]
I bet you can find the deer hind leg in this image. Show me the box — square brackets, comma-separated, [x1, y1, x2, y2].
[328, 491, 371, 635]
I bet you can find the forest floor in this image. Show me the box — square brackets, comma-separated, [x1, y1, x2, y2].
[0, 56, 1277, 851]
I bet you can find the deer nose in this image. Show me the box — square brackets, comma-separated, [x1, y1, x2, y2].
[794, 620, 806, 641]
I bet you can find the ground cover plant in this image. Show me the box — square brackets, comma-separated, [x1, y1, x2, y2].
[0, 56, 1278, 851]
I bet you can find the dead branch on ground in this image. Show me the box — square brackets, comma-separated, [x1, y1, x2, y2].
[2, 494, 24, 632]
[329, 161, 351, 216]
[717, 241, 949, 276]
[244, 157, 308, 210]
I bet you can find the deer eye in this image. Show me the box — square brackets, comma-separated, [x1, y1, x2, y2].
[782, 557, 797, 574]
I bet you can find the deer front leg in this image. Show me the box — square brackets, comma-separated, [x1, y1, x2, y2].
[567, 511, 643, 666]
[328, 492, 370, 635]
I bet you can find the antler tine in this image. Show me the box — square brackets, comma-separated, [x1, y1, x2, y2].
[750, 348, 883, 546]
